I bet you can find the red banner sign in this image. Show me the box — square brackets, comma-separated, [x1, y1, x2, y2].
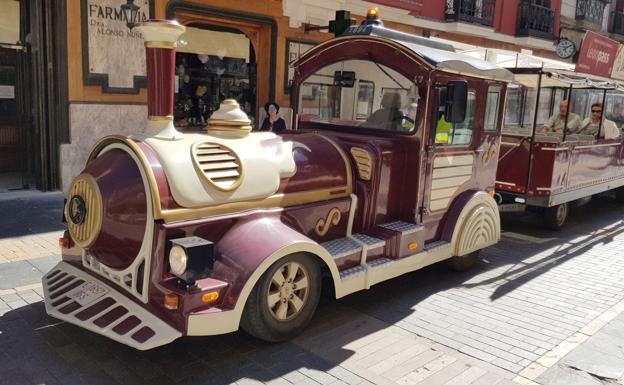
[576, 31, 619, 78]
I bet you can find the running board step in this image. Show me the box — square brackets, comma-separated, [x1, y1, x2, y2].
[322, 232, 386, 270]
[370, 221, 425, 259]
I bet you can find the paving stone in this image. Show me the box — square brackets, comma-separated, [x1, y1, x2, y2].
[326, 366, 365, 385]
[6, 300, 28, 309]
[0, 261, 45, 290]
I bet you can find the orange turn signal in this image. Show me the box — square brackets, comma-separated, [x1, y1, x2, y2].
[367, 7, 379, 18]
[164, 293, 179, 310]
[487, 190, 495, 197]
[408, 242, 418, 250]
[59, 234, 74, 249]
[201, 291, 219, 303]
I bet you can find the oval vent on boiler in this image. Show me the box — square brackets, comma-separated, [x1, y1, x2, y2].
[192, 142, 243, 191]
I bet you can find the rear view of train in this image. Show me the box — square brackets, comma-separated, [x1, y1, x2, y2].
[42, 10, 513, 350]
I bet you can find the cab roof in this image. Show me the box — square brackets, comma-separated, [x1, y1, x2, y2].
[342, 23, 514, 82]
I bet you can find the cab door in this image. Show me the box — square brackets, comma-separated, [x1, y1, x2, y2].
[419, 78, 484, 242]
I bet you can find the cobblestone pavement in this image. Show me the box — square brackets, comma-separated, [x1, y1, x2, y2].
[1, 192, 624, 384]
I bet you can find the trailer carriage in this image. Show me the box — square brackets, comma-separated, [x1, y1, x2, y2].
[496, 67, 624, 229]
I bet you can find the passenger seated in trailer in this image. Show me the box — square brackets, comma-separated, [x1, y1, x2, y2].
[539, 100, 581, 135]
[363, 91, 405, 130]
[606, 102, 624, 128]
[579, 103, 620, 139]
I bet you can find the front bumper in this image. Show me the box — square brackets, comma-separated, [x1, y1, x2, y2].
[42, 262, 181, 350]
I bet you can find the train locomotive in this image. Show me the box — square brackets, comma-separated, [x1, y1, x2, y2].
[42, 12, 513, 350]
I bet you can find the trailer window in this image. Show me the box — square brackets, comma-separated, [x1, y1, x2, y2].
[297, 59, 418, 133]
[435, 90, 476, 145]
[484, 86, 501, 131]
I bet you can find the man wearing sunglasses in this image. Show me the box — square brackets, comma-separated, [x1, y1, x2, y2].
[579, 103, 620, 139]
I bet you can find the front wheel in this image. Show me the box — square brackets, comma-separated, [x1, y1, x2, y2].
[543, 202, 569, 231]
[241, 254, 321, 342]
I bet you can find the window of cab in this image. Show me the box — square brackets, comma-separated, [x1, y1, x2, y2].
[484, 86, 502, 131]
[434, 89, 476, 145]
[297, 59, 419, 133]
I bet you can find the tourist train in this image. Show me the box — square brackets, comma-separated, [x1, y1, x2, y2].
[47, 9, 610, 350]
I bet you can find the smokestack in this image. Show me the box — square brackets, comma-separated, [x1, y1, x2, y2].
[135, 20, 186, 140]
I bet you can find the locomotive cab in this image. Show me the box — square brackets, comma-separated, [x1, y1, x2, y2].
[42, 14, 512, 350]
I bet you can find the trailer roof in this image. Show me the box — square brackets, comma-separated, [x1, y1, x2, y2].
[510, 67, 624, 90]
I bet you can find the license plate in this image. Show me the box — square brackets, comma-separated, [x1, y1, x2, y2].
[66, 281, 109, 306]
[498, 203, 526, 213]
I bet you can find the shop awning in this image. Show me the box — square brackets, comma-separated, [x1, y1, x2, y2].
[177, 26, 251, 63]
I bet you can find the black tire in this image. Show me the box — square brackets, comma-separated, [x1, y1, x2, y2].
[543, 202, 569, 231]
[616, 187, 624, 203]
[448, 250, 479, 271]
[240, 253, 321, 342]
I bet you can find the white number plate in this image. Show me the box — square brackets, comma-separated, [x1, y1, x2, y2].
[66, 281, 109, 306]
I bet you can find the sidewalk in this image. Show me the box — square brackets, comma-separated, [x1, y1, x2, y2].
[1, 191, 624, 385]
[537, 310, 624, 384]
[0, 191, 64, 309]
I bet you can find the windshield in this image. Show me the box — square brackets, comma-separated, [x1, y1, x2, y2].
[297, 59, 419, 133]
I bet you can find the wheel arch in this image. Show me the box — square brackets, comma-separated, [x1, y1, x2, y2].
[187, 216, 340, 336]
[441, 190, 501, 256]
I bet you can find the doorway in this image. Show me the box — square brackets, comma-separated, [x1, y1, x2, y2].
[0, 0, 68, 192]
[0, 0, 31, 191]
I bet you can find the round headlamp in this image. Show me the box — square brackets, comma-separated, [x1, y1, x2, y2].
[169, 245, 188, 276]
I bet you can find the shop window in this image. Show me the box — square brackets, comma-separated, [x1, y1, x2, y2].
[355, 80, 374, 120]
[299, 83, 341, 121]
[174, 26, 256, 129]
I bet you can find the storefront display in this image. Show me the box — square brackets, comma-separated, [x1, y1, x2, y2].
[174, 27, 257, 129]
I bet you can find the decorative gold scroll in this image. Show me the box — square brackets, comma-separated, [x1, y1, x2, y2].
[315, 208, 342, 236]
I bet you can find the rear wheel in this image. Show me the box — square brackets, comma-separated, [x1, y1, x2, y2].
[448, 250, 479, 271]
[615, 187, 624, 203]
[543, 202, 569, 231]
[241, 254, 321, 342]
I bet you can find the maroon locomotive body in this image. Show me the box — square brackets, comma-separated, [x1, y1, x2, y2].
[43, 14, 512, 349]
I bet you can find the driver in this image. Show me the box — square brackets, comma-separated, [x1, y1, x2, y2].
[540, 100, 581, 135]
[364, 91, 404, 130]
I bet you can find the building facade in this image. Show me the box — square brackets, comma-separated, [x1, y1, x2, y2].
[0, 0, 570, 192]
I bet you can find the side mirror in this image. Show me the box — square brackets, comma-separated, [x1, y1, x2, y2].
[445, 81, 468, 123]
